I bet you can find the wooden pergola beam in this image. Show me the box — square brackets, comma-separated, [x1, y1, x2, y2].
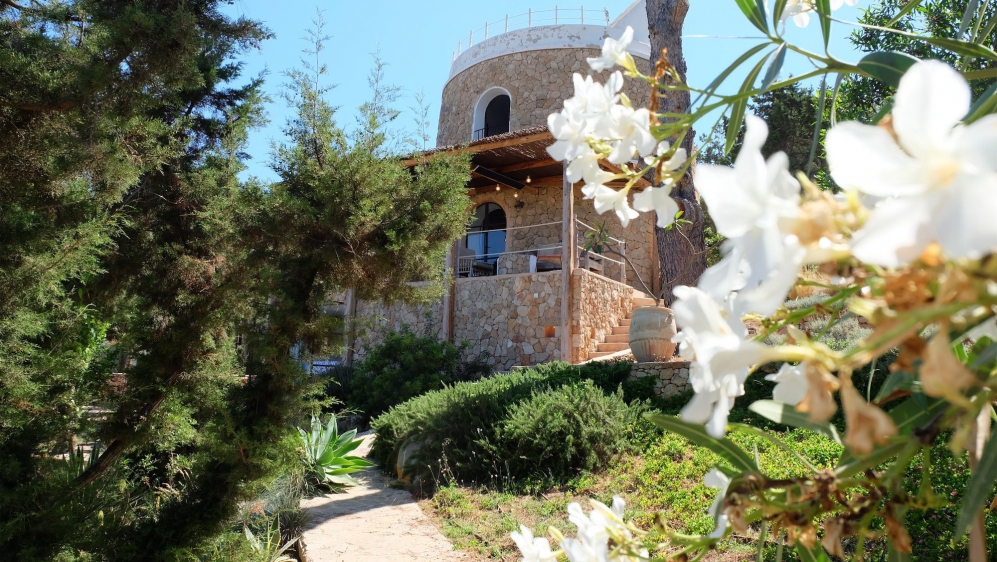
[495, 157, 558, 173]
[400, 131, 553, 168]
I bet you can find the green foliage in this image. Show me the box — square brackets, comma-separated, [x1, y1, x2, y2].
[502, 382, 642, 478]
[296, 414, 372, 489]
[347, 329, 492, 423]
[0, 6, 472, 560]
[369, 361, 640, 485]
[839, 0, 997, 123]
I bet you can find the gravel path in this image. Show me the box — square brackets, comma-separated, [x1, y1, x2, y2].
[299, 433, 471, 562]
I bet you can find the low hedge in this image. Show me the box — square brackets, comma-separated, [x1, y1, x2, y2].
[369, 361, 641, 484]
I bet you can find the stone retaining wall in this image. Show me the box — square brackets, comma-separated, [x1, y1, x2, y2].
[353, 294, 444, 362]
[571, 270, 634, 363]
[453, 271, 562, 371]
[630, 360, 692, 398]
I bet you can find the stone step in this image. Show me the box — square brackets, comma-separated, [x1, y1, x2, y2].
[597, 342, 630, 352]
[604, 334, 629, 344]
[632, 297, 657, 308]
[612, 325, 630, 336]
[588, 351, 617, 359]
[619, 318, 631, 326]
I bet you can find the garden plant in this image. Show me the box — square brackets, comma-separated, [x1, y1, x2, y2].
[516, 1, 997, 561]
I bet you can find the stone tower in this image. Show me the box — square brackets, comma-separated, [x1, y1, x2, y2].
[437, 1, 653, 147]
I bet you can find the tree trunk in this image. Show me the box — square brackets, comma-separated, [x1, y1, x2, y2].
[646, 0, 706, 305]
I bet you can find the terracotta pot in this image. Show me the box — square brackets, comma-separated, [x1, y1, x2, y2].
[629, 306, 677, 362]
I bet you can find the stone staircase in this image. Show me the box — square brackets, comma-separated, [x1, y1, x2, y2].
[588, 291, 656, 359]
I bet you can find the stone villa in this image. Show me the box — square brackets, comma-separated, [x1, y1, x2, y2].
[338, 1, 668, 372]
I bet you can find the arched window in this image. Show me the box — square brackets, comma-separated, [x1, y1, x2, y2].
[465, 203, 506, 267]
[472, 87, 511, 140]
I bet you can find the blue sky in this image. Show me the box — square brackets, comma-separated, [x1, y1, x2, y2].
[225, 0, 869, 181]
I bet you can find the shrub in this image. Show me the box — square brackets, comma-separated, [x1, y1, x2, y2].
[502, 382, 641, 477]
[369, 361, 640, 485]
[348, 329, 492, 423]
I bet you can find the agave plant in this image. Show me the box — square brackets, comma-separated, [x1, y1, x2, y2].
[296, 414, 372, 488]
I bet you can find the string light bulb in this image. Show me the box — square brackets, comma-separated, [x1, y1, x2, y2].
[514, 192, 519, 198]
[495, 184, 501, 192]
[526, 175, 531, 184]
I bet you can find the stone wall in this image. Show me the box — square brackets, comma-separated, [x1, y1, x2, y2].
[571, 270, 634, 362]
[438, 48, 651, 147]
[469, 182, 658, 295]
[453, 271, 562, 371]
[353, 295, 444, 362]
[630, 360, 692, 398]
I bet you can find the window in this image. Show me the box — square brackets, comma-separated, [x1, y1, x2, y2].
[464, 203, 506, 271]
[472, 87, 511, 140]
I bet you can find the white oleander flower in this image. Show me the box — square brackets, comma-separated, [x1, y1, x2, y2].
[587, 26, 634, 72]
[695, 115, 804, 316]
[586, 184, 639, 227]
[671, 286, 775, 437]
[766, 363, 809, 405]
[511, 525, 556, 562]
[643, 140, 688, 170]
[606, 105, 657, 164]
[781, 0, 858, 28]
[704, 468, 731, 539]
[561, 497, 648, 562]
[632, 182, 679, 228]
[826, 60, 997, 267]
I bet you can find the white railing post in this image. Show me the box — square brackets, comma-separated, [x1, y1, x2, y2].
[469, 30, 473, 46]
[528, 8, 532, 27]
[458, 40, 462, 54]
[581, 6, 584, 24]
[605, 9, 609, 26]
[555, 6, 558, 24]
[485, 21, 488, 39]
[505, 14, 509, 32]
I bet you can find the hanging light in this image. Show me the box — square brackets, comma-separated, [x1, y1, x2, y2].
[514, 192, 519, 198]
[495, 184, 501, 191]
[526, 175, 531, 184]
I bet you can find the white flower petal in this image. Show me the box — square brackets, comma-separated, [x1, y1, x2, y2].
[934, 173, 997, 260]
[631, 186, 679, 228]
[766, 363, 809, 405]
[892, 59, 971, 159]
[851, 193, 939, 267]
[826, 121, 923, 196]
[953, 114, 997, 175]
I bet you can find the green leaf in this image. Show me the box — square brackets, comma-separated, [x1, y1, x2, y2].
[857, 21, 997, 60]
[749, 400, 842, 444]
[806, 77, 827, 176]
[970, 339, 997, 370]
[856, 52, 920, 88]
[726, 53, 772, 154]
[734, 0, 770, 33]
[970, 80, 997, 122]
[886, 0, 923, 27]
[772, 0, 790, 27]
[874, 370, 919, 402]
[646, 413, 757, 472]
[797, 542, 832, 562]
[955, 431, 997, 539]
[814, 0, 833, 49]
[693, 43, 770, 107]
[761, 43, 788, 93]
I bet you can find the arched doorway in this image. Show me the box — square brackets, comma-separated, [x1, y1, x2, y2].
[464, 203, 506, 275]
[472, 87, 511, 140]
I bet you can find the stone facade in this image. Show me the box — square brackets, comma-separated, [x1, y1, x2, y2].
[453, 272, 562, 371]
[630, 360, 692, 398]
[468, 181, 658, 295]
[438, 48, 651, 147]
[571, 270, 634, 362]
[353, 292, 444, 362]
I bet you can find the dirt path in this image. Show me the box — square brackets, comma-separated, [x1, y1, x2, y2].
[299, 433, 471, 562]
